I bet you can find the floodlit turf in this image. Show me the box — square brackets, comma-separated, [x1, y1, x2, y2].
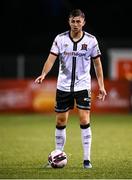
[0, 113, 132, 179]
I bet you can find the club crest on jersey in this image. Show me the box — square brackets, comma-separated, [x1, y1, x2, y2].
[81, 44, 87, 51]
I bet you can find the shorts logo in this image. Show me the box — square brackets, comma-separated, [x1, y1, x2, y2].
[84, 98, 89, 101]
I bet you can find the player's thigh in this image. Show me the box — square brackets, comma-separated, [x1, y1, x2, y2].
[75, 89, 91, 125]
[56, 111, 69, 126]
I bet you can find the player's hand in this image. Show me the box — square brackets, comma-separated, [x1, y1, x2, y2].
[35, 74, 45, 84]
[97, 88, 107, 101]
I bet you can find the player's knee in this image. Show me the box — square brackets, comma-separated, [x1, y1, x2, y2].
[80, 119, 90, 125]
[79, 112, 90, 125]
[56, 117, 67, 126]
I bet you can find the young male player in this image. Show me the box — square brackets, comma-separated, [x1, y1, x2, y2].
[35, 9, 107, 168]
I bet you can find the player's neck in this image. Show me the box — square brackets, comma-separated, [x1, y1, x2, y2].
[70, 31, 83, 42]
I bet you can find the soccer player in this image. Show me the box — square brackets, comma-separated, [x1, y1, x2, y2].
[35, 9, 107, 168]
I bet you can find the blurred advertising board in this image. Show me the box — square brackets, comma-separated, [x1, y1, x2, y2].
[0, 80, 33, 112]
[108, 49, 132, 80]
[91, 80, 131, 113]
[0, 79, 131, 113]
[0, 79, 56, 113]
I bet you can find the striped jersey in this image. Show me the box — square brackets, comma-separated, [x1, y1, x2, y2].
[50, 31, 101, 92]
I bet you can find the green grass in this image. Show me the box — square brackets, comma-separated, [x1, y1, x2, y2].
[0, 113, 132, 179]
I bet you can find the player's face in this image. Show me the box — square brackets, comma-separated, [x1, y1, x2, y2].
[69, 16, 85, 33]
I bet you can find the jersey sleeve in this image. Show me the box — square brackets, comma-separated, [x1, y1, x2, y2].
[91, 37, 101, 59]
[50, 35, 60, 56]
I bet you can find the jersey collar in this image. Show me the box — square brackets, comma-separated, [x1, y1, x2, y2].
[69, 31, 85, 43]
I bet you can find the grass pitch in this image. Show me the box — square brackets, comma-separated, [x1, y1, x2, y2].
[0, 113, 132, 179]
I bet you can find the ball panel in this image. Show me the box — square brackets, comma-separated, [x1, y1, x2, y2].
[48, 149, 67, 168]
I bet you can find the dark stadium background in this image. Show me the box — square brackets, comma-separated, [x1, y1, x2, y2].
[0, 2, 132, 179]
[0, 0, 132, 79]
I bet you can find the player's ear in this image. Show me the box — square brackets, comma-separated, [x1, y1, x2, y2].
[68, 18, 71, 24]
[83, 20, 86, 26]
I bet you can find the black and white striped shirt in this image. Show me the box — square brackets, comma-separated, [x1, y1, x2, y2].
[50, 31, 101, 92]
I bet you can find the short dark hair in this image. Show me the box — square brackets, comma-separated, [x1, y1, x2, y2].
[69, 9, 85, 19]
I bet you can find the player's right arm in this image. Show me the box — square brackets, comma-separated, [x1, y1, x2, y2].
[35, 53, 57, 84]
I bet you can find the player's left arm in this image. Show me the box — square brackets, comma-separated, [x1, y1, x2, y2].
[93, 56, 107, 101]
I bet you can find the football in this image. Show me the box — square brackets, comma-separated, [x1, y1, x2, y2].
[48, 149, 67, 168]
